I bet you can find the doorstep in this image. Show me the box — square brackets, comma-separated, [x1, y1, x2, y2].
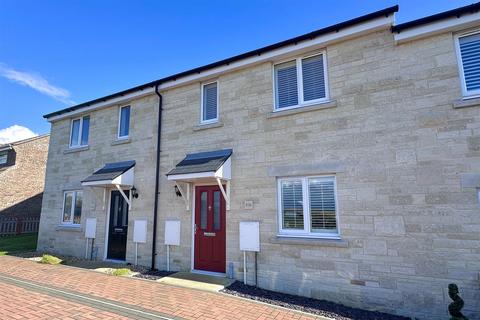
[157, 271, 235, 292]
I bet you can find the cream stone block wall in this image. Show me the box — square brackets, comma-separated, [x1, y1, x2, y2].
[39, 27, 480, 319]
[156, 29, 480, 319]
[38, 95, 158, 266]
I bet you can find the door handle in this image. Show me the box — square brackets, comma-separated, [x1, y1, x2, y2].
[194, 224, 197, 235]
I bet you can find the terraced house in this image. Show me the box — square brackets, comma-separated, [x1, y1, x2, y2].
[38, 3, 480, 319]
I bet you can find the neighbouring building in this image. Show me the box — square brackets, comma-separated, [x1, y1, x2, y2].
[0, 134, 50, 218]
[38, 4, 480, 319]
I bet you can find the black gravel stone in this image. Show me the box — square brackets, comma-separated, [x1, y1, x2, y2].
[221, 281, 411, 320]
[132, 269, 175, 280]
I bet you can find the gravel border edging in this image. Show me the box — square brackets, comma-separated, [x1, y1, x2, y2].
[221, 281, 410, 320]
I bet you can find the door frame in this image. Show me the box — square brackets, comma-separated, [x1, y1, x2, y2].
[190, 183, 227, 276]
[103, 188, 129, 261]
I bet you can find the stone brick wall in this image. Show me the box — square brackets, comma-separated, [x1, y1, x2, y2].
[0, 135, 49, 217]
[37, 96, 158, 265]
[156, 29, 480, 319]
[39, 26, 480, 319]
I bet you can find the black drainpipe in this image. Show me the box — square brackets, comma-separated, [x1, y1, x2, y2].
[151, 83, 163, 270]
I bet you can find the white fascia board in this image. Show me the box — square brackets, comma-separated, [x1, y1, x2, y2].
[48, 87, 155, 122]
[167, 171, 216, 181]
[394, 12, 480, 44]
[81, 180, 112, 187]
[48, 15, 393, 122]
[158, 15, 393, 91]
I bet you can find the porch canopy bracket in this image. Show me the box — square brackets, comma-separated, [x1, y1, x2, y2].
[81, 160, 136, 208]
[166, 149, 232, 210]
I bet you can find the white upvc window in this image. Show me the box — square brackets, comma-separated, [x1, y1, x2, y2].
[277, 175, 339, 239]
[273, 52, 329, 111]
[200, 81, 219, 124]
[455, 30, 480, 98]
[69, 115, 90, 148]
[61, 190, 83, 226]
[118, 105, 130, 139]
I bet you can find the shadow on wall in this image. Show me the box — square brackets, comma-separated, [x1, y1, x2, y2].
[0, 192, 44, 218]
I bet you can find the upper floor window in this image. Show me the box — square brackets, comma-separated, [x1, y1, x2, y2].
[0, 151, 7, 165]
[118, 105, 130, 139]
[201, 82, 218, 123]
[456, 31, 480, 97]
[277, 175, 339, 239]
[274, 52, 328, 110]
[62, 190, 83, 225]
[70, 115, 90, 148]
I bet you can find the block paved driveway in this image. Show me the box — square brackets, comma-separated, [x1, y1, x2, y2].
[0, 256, 323, 320]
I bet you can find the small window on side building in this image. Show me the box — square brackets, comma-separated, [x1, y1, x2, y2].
[118, 106, 130, 139]
[201, 82, 218, 123]
[70, 116, 90, 148]
[62, 190, 83, 225]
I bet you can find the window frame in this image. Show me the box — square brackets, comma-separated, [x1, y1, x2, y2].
[60, 190, 83, 226]
[0, 151, 7, 165]
[69, 115, 89, 148]
[273, 51, 329, 112]
[200, 81, 219, 124]
[117, 105, 131, 139]
[277, 175, 340, 239]
[454, 29, 480, 99]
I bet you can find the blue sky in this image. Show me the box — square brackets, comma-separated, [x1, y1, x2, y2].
[0, 0, 474, 140]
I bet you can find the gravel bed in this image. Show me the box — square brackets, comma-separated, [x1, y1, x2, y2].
[221, 281, 410, 320]
[132, 268, 175, 280]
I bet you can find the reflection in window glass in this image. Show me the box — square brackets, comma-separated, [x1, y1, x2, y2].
[200, 192, 207, 229]
[213, 191, 220, 230]
[73, 192, 82, 224]
[63, 192, 73, 223]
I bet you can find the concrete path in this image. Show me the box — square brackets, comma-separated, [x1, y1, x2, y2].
[0, 256, 325, 320]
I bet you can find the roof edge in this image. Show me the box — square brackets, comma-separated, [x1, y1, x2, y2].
[44, 5, 398, 120]
[392, 2, 480, 33]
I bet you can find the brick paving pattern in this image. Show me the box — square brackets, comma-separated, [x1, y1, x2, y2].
[0, 282, 129, 320]
[0, 256, 320, 320]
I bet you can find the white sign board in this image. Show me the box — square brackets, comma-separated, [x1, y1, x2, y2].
[239, 221, 260, 252]
[85, 218, 97, 239]
[165, 219, 181, 246]
[133, 219, 147, 243]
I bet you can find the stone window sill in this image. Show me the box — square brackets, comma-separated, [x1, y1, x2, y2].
[111, 138, 131, 146]
[193, 121, 224, 131]
[267, 100, 337, 119]
[56, 225, 82, 232]
[270, 235, 348, 247]
[63, 146, 89, 154]
[453, 97, 480, 109]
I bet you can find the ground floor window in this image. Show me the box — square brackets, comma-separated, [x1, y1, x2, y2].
[61, 190, 83, 225]
[277, 175, 339, 238]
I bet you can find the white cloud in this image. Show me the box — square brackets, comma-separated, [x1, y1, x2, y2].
[0, 63, 75, 105]
[0, 125, 38, 144]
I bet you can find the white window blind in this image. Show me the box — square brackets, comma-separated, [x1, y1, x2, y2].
[275, 61, 298, 109]
[202, 82, 218, 122]
[274, 53, 327, 110]
[302, 54, 326, 102]
[278, 176, 338, 238]
[281, 180, 304, 230]
[459, 33, 480, 94]
[309, 178, 337, 233]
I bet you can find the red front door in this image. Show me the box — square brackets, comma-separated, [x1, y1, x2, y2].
[194, 185, 226, 273]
